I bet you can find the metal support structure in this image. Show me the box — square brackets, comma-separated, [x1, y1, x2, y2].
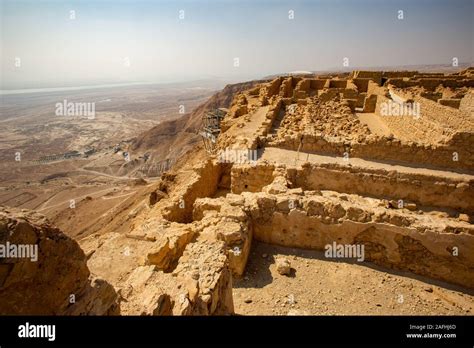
[199, 108, 227, 154]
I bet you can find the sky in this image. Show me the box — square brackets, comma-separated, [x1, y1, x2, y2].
[1, 0, 473, 89]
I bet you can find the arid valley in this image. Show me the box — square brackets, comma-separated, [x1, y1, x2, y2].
[0, 81, 221, 238]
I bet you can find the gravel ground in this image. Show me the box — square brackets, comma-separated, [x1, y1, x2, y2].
[233, 241, 474, 316]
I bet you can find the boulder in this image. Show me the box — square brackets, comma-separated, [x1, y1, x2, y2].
[0, 207, 118, 315]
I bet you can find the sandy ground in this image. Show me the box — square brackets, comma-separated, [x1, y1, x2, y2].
[233, 241, 474, 315]
[357, 112, 393, 137]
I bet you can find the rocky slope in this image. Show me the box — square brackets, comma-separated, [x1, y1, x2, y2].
[130, 80, 269, 163]
[0, 207, 118, 315]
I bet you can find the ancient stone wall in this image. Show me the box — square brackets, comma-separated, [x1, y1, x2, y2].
[231, 163, 275, 194]
[232, 161, 473, 213]
[162, 160, 222, 223]
[351, 136, 474, 172]
[373, 94, 453, 144]
[272, 133, 473, 172]
[387, 78, 474, 90]
[388, 89, 474, 131]
[244, 191, 474, 288]
[460, 90, 474, 115]
[351, 71, 382, 85]
[288, 163, 473, 213]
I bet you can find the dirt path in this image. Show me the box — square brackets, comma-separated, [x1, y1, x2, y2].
[37, 186, 115, 212]
[223, 105, 270, 148]
[78, 168, 132, 180]
[270, 109, 286, 135]
[233, 242, 474, 315]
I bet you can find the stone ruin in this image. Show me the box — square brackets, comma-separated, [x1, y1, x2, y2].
[1, 69, 473, 315]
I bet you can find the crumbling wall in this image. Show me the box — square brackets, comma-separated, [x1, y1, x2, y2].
[373, 95, 453, 144]
[351, 136, 474, 173]
[162, 160, 222, 223]
[231, 163, 276, 194]
[390, 89, 474, 131]
[382, 71, 418, 79]
[310, 79, 327, 90]
[329, 80, 348, 88]
[352, 78, 371, 93]
[287, 162, 473, 213]
[259, 99, 283, 136]
[82, 226, 235, 315]
[170, 239, 234, 315]
[273, 133, 473, 172]
[351, 71, 382, 85]
[244, 191, 474, 288]
[387, 78, 474, 90]
[193, 196, 253, 276]
[274, 134, 346, 156]
[279, 77, 293, 98]
[459, 90, 474, 115]
[259, 77, 283, 104]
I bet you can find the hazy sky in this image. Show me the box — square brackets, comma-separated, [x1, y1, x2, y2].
[1, 0, 473, 89]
